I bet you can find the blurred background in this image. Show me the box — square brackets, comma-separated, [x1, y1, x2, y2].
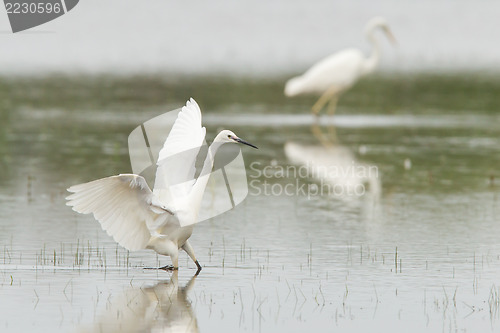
[1, 1, 500, 332]
[1, 0, 500, 75]
[1, 0, 499, 116]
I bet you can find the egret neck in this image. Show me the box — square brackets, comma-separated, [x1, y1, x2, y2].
[188, 139, 224, 219]
[361, 26, 382, 76]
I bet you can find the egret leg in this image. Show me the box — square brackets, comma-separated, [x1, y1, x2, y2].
[311, 95, 338, 146]
[327, 95, 338, 116]
[327, 95, 339, 144]
[146, 237, 179, 270]
[182, 240, 202, 275]
[311, 119, 332, 147]
[311, 86, 338, 116]
[159, 252, 178, 270]
[311, 87, 338, 146]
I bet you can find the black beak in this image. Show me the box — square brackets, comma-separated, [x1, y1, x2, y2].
[235, 138, 258, 149]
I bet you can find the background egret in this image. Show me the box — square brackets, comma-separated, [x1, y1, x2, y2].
[66, 98, 258, 273]
[284, 17, 397, 116]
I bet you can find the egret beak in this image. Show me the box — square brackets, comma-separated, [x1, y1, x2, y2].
[235, 138, 258, 149]
[385, 28, 398, 46]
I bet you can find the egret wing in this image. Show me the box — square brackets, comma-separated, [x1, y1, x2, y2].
[66, 174, 159, 251]
[154, 98, 206, 202]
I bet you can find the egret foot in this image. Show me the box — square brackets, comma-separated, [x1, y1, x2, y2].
[159, 265, 178, 271]
[195, 260, 202, 275]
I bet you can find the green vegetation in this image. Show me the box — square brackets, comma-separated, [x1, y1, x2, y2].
[0, 72, 499, 114]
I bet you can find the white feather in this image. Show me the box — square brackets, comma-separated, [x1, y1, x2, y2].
[65, 98, 249, 271]
[284, 17, 396, 98]
[66, 174, 158, 251]
[154, 98, 207, 204]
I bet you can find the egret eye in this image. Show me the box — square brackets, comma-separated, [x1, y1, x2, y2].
[228, 135, 231, 139]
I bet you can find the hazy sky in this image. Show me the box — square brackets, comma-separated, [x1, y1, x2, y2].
[0, 0, 498, 76]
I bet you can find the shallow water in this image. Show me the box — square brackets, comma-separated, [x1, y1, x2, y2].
[0, 76, 500, 332]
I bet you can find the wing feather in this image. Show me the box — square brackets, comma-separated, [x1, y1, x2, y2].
[66, 99, 206, 247]
[66, 174, 157, 251]
[154, 98, 207, 201]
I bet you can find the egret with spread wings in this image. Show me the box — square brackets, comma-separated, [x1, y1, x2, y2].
[66, 98, 258, 273]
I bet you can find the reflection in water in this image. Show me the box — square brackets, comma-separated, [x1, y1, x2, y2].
[284, 141, 381, 203]
[79, 272, 198, 333]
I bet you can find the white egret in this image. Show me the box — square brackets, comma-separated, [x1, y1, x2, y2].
[284, 17, 397, 116]
[66, 98, 258, 273]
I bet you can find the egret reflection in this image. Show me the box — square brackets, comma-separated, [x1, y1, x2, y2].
[79, 272, 198, 333]
[284, 141, 380, 203]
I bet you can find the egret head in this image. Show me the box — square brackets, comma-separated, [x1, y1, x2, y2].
[365, 17, 397, 45]
[215, 130, 258, 149]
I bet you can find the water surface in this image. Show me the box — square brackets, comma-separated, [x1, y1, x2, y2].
[0, 75, 499, 332]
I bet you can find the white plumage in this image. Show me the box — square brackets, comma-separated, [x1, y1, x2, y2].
[66, 98, 258, 272]
[154, 98, 207, 207]
[285, 17, 397, 115]
[67, 174, 157, 251]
